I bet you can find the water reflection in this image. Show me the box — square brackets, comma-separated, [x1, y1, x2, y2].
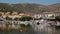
[0, 26, 60, 34]
[33, 26, 60, 34]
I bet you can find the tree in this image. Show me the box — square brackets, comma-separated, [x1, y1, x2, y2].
[19, 16, 32, 21]
[6, 16, 12, 20]
[19, 17, 25, 21]
[55, 16, 60, 21]
[14, 18, 19, 20]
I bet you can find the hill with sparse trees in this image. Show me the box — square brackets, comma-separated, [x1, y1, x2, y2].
[0, 3, 60, 14]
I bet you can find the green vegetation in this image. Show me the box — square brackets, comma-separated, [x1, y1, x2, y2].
[55, 16, 60, 21]
[26, 24, 31, 28]
[6, 16, 12, 20]
[0, 3, 60, 14]
[17, 11, 25, 14]
[55, 26, 60, 30]
[19, 16, 32, 21]
[20, 24, 31, 28]
[14, 18, 19, 20]
[0, 3, 39, 13]
[20, 24, 26, 27]
[6, 16, 32, 21]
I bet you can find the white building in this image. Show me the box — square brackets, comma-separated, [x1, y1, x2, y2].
[32, 14, 48, 31]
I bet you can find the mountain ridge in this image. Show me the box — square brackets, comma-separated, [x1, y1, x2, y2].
[0, 3, 60, 14]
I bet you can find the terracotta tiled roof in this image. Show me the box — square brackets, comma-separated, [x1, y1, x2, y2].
[2, 13, 34, 17]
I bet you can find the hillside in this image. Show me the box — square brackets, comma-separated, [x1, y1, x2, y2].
[48, 3, 60, 13]
[0, 3, 60, 14]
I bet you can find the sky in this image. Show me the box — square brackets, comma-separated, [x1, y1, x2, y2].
[0, 0, 60, 5]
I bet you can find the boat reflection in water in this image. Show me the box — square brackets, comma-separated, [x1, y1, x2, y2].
[32, 18, 60, 34]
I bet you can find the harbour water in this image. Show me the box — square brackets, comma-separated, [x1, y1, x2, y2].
[0, 20, 60, 34]
[0, 24, 60, 34]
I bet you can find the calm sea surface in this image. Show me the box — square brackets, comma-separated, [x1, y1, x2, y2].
[0, 28, 60, 34]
